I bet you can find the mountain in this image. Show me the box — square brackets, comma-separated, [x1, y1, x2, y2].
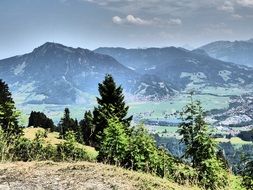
[198, 39, 253, 67]
[95, 47, 253, 89]
[134, 74, 175, 100]
[0, 42, 174, 104]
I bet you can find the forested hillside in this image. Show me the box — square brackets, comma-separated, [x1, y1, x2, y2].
[1, 76, 253, 190]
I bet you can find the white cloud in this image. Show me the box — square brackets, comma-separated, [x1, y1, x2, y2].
[237, 0, 253, 7]
[167, 18, 182, 25]
[126, 15, 152, 25]
[112, 15, 181, 27]
[232, 14, 243, 19]
[112, 16, 123, 24]
[218, 1, 234, 12]
[112, 15, 151, 25]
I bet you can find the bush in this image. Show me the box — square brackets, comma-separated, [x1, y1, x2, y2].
[172, 164, 198, 185]
[0, 127, 9, 161]
[241, 158, 253, 190]
[56, 131, 88, 161]
[97, 118, 129, 166]
[128, 125, 162, 173]
[1, 129, 90, 162]
[198, 158, 228, 190]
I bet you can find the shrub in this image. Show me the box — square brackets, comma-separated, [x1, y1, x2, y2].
[56, 131, 88, 161]
[97, 118, 129, 166]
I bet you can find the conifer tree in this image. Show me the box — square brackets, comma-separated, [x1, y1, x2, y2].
[92, 74, 132, 145]
[178, 97, 228, 189]
[0, 79, 22, 141]
[28, 111, 55, 131]
[79, 111, 94, 145]
[58, 108, 77, 138]
[178, 98, 216, 166]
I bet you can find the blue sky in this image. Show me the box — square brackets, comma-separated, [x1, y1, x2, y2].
[0, 0, 253, 59]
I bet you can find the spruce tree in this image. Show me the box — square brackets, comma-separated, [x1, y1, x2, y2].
[0, 79, 22, 141]
[79, 111, 94, 145]
[178, 97, 228, 189]
[28, 111, 55, 131]
[92, 74, 132, 146]
[58, 108, 77, 138]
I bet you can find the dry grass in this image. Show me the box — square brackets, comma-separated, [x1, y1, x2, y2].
[23, 127, 98, 160]
[23, 127, 64, 145]
[0, 161, 201, 190]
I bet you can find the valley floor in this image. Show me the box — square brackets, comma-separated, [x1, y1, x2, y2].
[0, 161, 200, 190]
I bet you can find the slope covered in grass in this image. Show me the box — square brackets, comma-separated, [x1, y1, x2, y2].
[0, 161, 201, 190]
[23, 127, 98, 160]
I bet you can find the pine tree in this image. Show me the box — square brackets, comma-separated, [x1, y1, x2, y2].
[79, 111, 94, 145]
[58, 108, 77, 138]
[178, 97, 228, 189]
[92, 74, 132, 146]
[178, 98, 216, 166]
[0, 79, 22, 141]
[28, 111, 55, 131]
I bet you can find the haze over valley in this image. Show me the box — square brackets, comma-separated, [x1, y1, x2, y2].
[1, 1, 253, 189]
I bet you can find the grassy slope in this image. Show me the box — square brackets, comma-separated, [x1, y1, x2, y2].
[0, 161, 201, 190]
[23, 127, 98, 160]
[19, 128, 245, 190]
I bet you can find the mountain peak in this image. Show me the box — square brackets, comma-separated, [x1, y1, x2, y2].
[33, 42, 77, 55]
[247, 38, 253, 43]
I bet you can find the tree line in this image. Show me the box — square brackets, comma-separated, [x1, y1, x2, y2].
[0, 76, 253, 190]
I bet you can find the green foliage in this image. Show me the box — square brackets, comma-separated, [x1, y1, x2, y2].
[98, 120, 178, 180]
[92, 74, 132, 146]
[1, 128, 90, 162]
[56, 131, 88, 161]
[79, 110, 94, 145]
[172, 164, 198, 185]
[241, 157, 253, 190]
[11, 130, 55, 161]
[98, 118, 129, 165]
[128, 125, 161, 173]
[28, 111, 55, 131]
[178, 97, 228, 189]
[0, 127, 9, 161]
[198, 158, 228, 189]
[58, 108, 79, 140]
[178, 99, 216, 166]
[0, 79, 22, 142]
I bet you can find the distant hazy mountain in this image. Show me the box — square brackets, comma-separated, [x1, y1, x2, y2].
[0, 42, 174, 104]
[95, 47, 253, 89]
[199, 39, 253, 67]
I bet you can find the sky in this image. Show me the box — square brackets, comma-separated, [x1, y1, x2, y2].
[0, 0, 253, 59]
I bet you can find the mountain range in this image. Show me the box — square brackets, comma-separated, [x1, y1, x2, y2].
[95, 46, 253, 89]
[199, 39, 253, 67]
[0, 40, 253, 105]
[0, 42, 173, 104]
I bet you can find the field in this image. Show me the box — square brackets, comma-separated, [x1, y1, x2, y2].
[15, 87, 253, 149]
[15, 86, 236, 126]
[129, 93, 230, 120]
[215, 137, 253, 145]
